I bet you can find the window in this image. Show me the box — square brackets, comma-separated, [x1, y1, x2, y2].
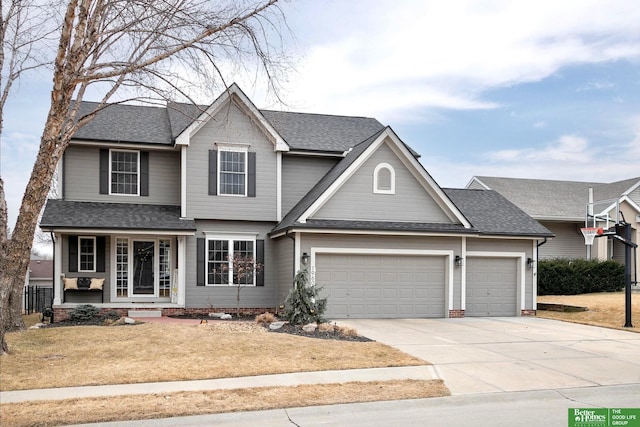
[159, 239, 171, 297]
[79, 237, 96, 272]
[110, 150, 139, 195]
[206, 238, 255, 286]
[373, 163, 395, 194]
[219, 149, 246, 195]
[116, 238, 129, 297]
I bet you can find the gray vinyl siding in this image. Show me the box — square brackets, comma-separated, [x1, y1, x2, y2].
[185, 101, 277, 221]
[63, 145, 180, 205]
[313, 142, 453, 223]
[274, 236, 295, 307]
[538, 221, 587, 259]
[465, 238, 534, 310]
[184, 220, 277, 308]
[299, 233, 463, 311]
[282, 155, 338, 216]
[62, 234, 111, 303]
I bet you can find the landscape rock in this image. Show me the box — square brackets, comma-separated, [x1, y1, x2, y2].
[269, 321, 285, 330]
[208, 312, 227, 318]
[220, 314, 232, 320]
[124, 317, 136, 324]
[30, 323, 46, 329]
[302, 323, 318, 333]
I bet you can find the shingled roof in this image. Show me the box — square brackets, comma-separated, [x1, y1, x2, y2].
[444, 189, 553, 237]
[40, 200, 195, 232]
[471, 176, 640, 220]
[73, 102, 173, 145]
[71, 99, 387, 154]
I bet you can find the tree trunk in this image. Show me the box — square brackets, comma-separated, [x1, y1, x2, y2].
[0, 116, 68, 354]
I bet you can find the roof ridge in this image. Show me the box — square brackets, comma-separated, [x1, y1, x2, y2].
[260, 108, 379, 121]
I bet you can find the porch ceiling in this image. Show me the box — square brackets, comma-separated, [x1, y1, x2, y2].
[40, 200, 195, 232]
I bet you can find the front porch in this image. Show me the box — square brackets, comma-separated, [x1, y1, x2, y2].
[40, 200, 197, 312]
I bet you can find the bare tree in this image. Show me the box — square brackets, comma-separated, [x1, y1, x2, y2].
[0, 0, 288, 354]
[0, 1, 58, 347]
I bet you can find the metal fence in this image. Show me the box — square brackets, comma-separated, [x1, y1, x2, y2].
[24, 286, 53, 314]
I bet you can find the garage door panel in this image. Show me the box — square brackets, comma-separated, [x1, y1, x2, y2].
[466, 257, 517, 317]
[317, 254, 445, 319]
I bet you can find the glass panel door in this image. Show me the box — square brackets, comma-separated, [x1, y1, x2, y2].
[133, 241, 154, 295]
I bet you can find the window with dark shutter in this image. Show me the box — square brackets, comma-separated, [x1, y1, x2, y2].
[256, 239, 264, 286]
[196, 238, 205, 286]
[68, 235, 78, 272]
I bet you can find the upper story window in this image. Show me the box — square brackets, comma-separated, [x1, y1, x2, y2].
[110, 150, 139, 195]
[79, 236, 96, 272]
[219, 149, 247, 196]
[373, 162, 395, 194]
[208, 146, 256, 197]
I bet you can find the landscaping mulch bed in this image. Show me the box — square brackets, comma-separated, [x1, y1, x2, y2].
[45, 314, 371, 342]
[267, 322, 372, 342]
[170, 314, 372, 341]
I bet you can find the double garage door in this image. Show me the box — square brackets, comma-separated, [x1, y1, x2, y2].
[316, 253, 519, 319]
[316, 253, 446, 319]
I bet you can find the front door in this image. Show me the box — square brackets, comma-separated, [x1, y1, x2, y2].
[133, 241, 155, 295]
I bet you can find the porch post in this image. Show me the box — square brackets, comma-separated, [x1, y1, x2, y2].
[53, 232, 63, 305]
[177, 236, 186, 306]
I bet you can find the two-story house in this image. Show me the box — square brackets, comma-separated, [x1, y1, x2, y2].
[41, 84, 553, 320]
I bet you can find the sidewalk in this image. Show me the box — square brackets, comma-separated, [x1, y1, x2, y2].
[0, 365, 438, 404]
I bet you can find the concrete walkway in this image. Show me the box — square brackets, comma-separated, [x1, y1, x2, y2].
[0, 365, 437, 404]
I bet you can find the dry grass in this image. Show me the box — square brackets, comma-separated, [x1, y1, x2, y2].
[1, 322, 426, 391]
[1, 379, 449, 427]
[537, 291, 640, 332]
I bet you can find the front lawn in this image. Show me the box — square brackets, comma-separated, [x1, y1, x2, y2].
[537, 291, 640, 331]
[0, 320, 447, 426]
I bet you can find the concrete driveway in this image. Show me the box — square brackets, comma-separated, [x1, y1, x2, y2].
[338, 317, 640, 395]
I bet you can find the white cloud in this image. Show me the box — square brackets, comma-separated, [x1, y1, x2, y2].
[425, 131, 640, 188]
[489, 134, 591, 163]
[281, 0, 640, 119]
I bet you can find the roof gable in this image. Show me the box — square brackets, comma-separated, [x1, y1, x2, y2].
[274, 128, 470, 233]
[311, 139, 456, 224]
[174, 83, 288, 151]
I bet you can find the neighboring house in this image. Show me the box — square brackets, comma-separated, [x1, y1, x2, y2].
[40, 84, 552, 320]
[25, 259, 54, 288]
[467, 176, 640, 269]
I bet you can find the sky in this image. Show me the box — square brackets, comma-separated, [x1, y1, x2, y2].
[2, 0, 640, 231]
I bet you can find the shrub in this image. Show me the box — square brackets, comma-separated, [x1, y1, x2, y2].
[538, 258, 624, 295]
[255, 312, 277, 325]
[69, 304, 100, 322]
[284, 267, 327, 325]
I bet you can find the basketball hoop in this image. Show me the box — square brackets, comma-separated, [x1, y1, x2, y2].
[580, 227, 604, 245]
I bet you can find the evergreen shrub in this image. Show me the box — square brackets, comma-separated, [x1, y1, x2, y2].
[537, 258, 624, 295]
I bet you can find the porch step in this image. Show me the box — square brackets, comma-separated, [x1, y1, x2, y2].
[128, 310, 162, 318]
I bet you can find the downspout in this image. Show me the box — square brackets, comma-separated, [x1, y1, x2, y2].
[536, 238, 548, 263]
[286, 229, 296, 276]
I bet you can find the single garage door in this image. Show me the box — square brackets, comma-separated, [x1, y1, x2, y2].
[315, 253, 446, 319]
[466, 257, 517, 316]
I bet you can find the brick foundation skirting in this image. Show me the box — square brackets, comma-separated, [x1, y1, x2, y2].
[53, 307, 277, 322]
[521, 309, 536, 316]
[448, 309, 465, 318]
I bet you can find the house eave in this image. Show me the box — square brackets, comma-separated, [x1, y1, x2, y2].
[40, 227, 195, 236]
